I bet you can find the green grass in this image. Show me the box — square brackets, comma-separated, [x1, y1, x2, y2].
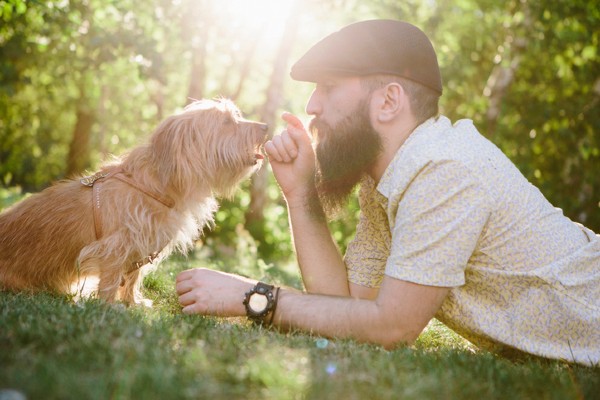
[1, 254, 599, 400]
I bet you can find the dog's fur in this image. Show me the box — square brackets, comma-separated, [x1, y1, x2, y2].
[0, 99, 267, 305]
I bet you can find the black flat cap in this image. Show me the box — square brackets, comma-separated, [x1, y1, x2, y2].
[291, 20, 442, 94]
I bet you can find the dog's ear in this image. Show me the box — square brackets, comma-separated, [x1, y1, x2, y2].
[150, 114, 196, 193]
[150, 106, 225, 194]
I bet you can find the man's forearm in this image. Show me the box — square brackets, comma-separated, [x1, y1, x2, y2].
[286, 192, 350, 296]
[267, 278, 449, 348]
[271, 288, 415, 349]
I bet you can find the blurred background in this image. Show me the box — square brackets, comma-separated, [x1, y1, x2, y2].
[1, 0, 598, 263]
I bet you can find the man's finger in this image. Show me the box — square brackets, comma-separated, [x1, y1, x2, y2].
[281, 132, 298, 158]
[281, 112, 312, 149]
[264, 141, 283, 163]
[176, 269, 195, 282]
[175, 280, 194, 295]
[282, 112, 304, 129]
[178, 291, 196, 306]
[182, 304, 198, 315]
[266, 135, 293, 162]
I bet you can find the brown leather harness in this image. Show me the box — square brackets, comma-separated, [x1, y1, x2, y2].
[80, 169, 174, 279]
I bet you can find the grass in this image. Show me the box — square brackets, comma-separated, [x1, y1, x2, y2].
[1, 253, 598, 400]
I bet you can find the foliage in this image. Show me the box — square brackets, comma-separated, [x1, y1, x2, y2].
[1, 258, 598, 400]
[0, 0, 598, 256]
[0, 185, 25, 209]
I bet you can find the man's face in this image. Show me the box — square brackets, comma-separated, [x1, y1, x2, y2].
[307, 76, 383, 217]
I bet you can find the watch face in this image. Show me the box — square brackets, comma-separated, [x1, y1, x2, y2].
[248, 292, 268, 312]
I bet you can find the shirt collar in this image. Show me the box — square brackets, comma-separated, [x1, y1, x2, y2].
[375, 115, 450, 200]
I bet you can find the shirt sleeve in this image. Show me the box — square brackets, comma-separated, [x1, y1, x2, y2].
[344, 178, 390, 288]
[385, 160, 491, 287]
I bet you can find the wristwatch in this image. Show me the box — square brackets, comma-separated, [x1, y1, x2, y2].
[243, 282, 277, 324]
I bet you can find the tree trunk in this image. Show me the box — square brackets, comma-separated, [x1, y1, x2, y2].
[244, 1, 301, 247]
[484, 2, 531, 137]
[186, 43, 207, 103]
[230, 32, 261, 101]
[184, 3, 211, 104]
[65, 88, 95, 177]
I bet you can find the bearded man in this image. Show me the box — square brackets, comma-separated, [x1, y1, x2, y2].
[176, 20, 599, 365]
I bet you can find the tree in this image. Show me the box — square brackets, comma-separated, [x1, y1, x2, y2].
[0, 0, 189, 185]
[244, 0, 301, 248]
[1, 0, 597, 256]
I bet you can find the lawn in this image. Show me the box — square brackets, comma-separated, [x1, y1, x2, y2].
[1, 251, 598, 400]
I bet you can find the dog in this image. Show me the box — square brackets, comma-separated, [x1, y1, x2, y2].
[0, 98, 268, 306]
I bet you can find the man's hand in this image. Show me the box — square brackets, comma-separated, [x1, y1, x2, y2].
[176, 268, 256, 316]
[264, 113, 316, 207]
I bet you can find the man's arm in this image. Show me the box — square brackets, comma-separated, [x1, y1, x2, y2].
[265, 113, 350, 297]
[274, 277, 448, 347]
[176, 268, 448, 347]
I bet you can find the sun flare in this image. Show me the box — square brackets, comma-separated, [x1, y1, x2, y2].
[217, 0, 297, 46]
[221, 0, 296, 24]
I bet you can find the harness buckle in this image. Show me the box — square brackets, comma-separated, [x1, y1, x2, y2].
[80, 172, 109, 187]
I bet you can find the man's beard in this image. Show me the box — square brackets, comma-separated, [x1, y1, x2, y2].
[309, 101, 383, 219]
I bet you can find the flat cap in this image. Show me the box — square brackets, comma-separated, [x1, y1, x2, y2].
[291, 20, 442, 94]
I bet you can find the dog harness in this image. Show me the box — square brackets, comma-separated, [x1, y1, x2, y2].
[80, 169, 175, 275]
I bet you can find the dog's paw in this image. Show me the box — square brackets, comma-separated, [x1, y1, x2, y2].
[135, 298, 154, 308]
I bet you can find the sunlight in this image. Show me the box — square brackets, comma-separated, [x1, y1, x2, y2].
[218, 0, 296, 47]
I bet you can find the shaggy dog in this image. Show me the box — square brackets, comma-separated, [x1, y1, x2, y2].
[0, 99, 268, 306]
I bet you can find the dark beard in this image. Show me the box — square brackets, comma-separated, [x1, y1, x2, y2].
[309, 102, 383, 219]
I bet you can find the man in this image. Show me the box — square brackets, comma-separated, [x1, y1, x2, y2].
[176, 20, 599, 365]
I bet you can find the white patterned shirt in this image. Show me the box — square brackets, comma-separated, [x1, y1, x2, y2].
[344, 116, 600, 365]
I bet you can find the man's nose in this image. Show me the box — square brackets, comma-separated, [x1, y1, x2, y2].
[305, 89, 321, 116]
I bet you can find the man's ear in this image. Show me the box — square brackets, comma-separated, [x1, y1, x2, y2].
[375, 82, 406, 123]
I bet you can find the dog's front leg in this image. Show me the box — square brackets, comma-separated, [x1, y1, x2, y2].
[77, 237, 131, 303]
[96, 262, 126, 302]
[119, 267, 153, 307]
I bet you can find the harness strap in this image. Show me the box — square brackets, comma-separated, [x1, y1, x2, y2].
[81, 170, 117, 240]
[93, 180, 104, 239]
[80, 169, 173, 276]
[113, 173, 175, 209]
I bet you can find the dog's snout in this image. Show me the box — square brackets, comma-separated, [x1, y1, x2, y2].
[255, 122, 268, 141]
[245, 120, 268, 133]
